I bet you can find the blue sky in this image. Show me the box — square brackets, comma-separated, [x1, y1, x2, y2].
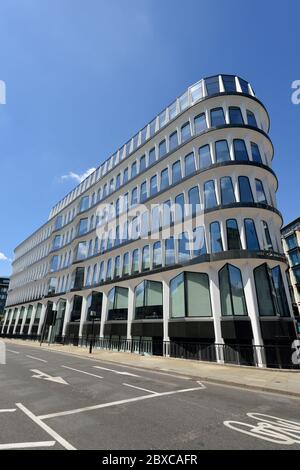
[0, 0, 299, 276]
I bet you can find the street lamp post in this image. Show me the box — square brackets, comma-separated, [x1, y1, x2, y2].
[89, 310, 97, 354]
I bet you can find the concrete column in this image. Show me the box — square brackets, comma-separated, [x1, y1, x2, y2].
[28, 304, 37, 335]
[209, 267, 225, 363]
[1, 310, 9, 333]
[126, 287, 134, 342]
[242, 263, 266, 368]
[162, 279, 170, 356]
[79, 296, 89, 339]
[20, 307, 28, 335]
[37, 304, 47, 336]
[13, 308, 21, 335]
[99, 292, 108, 339]
[62, 298, 73, 337]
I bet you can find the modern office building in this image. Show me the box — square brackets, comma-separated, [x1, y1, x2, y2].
[0, 277, 9, 325]
[1, 74, 298, 367]
[281, 217, 300, 321]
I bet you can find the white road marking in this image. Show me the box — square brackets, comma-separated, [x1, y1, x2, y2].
[16, 403, 76, 450]
[224, 413, 300, 445]
[26, 355, 48, 363]
[38, 382, 206, 420]
[0, 409, 16, 413]
[31, 369, 68, 385]
[0, 441, 56, 450]
[7, 349, 20, 354]
[122, 383, 158, 395]
[93, 365, 140, 377]
[61, 365, 103, 379]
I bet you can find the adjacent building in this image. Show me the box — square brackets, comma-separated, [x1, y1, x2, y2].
[0, 277, 9, 316]
[1, 74, 298, 367]
[281, 218, 300, 323]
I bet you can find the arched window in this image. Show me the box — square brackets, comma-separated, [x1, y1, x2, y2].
[238, 176, 254, 203]
[140, 181, 147, 202]
[107, 287, 128, 321]
[204, 180, 217, 209]
[210, 221, 223, 253]
[150, 175, 158, 196]
[142, 245, 150, 271]
[181, 122, 191, 143]
[233, 139, 249, 161]
[98, 261, 105, 283]
[184, 152, 196, 176]
[106, 259, 112, 280]
[219, 264, 247, 316]
[175, 193, 185, 222]
[178, 232, 191, 263]
[215, 140, 230, 163]
[199, 144, 212, 169]
[226, 219, 242, 250]
[114, 256, 121, 278]
[160, 168, 169, 190]
[153, 241, 162, 268]
[244, 219, 260, 250]
[188, 186, 200, 216]
[172, 160, 182, 184]
[159, 140, 167, 158]
[192, 226, 207, 256]
[170, 272, 212, 318]
[165, 237, 175, 266]
[135, 281, 163, 319]
[132, 249, 139, 273]
[194, 113, 207, 134]
[220, 176, 236, 205]
[169, 131, 178, 151]
[123, 252, 130, 276]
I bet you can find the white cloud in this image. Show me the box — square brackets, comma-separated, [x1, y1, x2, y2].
[0, 252, 10, 262]
[61, 167, 96, 184]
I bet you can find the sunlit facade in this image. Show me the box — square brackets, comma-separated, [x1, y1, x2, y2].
[1, 74, 297, 367]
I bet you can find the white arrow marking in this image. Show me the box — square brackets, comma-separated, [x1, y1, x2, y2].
[93, 365, 140, 377]
[31, 369, 68, 385]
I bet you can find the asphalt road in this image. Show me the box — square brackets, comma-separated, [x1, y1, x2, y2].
[0, 342, 299, 450]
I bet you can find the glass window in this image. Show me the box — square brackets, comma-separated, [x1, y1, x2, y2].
[123, 168, 128, 184]
[98, 261, 105, 283]
[142, 245, 150, 271]
[149, 147, 156, 166]
[150, 175, 158, 196]
[141, 126, 147, 144]
[80, 196, 89, 212]
[210, 221, 223, 253]
[165, 237, 175, 266]
[109, 178, 115, 193]
[184, 152, 196, 176]
[159, 110, 167, 128]
[204, 180, 217, 209]
[179, 92, 188, 111]
[50, 256, 59, 272]
[233, 139, 249, 161]
[160, 168, 169, 190]
[220, 176, 236, 205]
[286, 234, 297, 250]
[114, 256, 121, 278]
[132, 249, 139, 273]
[175, 193, 185, 222]
[106, 259, 112, 280]
[271, 266, 290, 317]
[222, 75, 236, 92]
[169, 101, 177, 120]
[149, 119, 156, 137]
[169, 131, 178, 152]
[254, 264, 276, 316]
[244, 219, 260, 250]
[52, 235, 61, 250]
[172, 160, 182, 184]
[215, 140, 230, 162]
[293, 266, 300, 283]
[193, 226, 207, 256]
[151, 205, 160, 234]
[131, 161, 137, 179]
[188, 186, 200, 216]
[159, 140, 167, 158]
[199, 144, 212, 169]
[238, 176, 254, 203]
[190, 81, 203, 102]
[170, 273, 185, 318]
[210, 107, 225, 127]
[123, 252, 130, 276]
[219, 264, 248, 316]
[140, 181, 147, 202]
[78, 218, 88, 236]
[205, 75, 220, 95]
[170, 272, 212, 318]
[194, 113, 207, 134]
[140, 155, 146, 172]
[116, 174, 121, 190]
[178, 232, 190, 262]
[226, 219, 241, 250]
[141, 211, 149, 238]
[238, 78, 249, 94]
[255, 179, 267, 203]
[131, 187, 138, 206]
[262, 221, 273, 250]
[153, 241, 162, 268]
[229, 106, 244, 125]
[247, 110, 257, 127]
[289, 250, 300, 267]
[251, 142, 262, 163]
[162, 199, 172, 228]
[181, 122, 191, 143]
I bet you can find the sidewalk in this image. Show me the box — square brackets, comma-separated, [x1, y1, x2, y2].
[4, 338, 300, 398]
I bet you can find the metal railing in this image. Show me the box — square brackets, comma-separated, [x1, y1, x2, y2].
[0, 332, 299, 369]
